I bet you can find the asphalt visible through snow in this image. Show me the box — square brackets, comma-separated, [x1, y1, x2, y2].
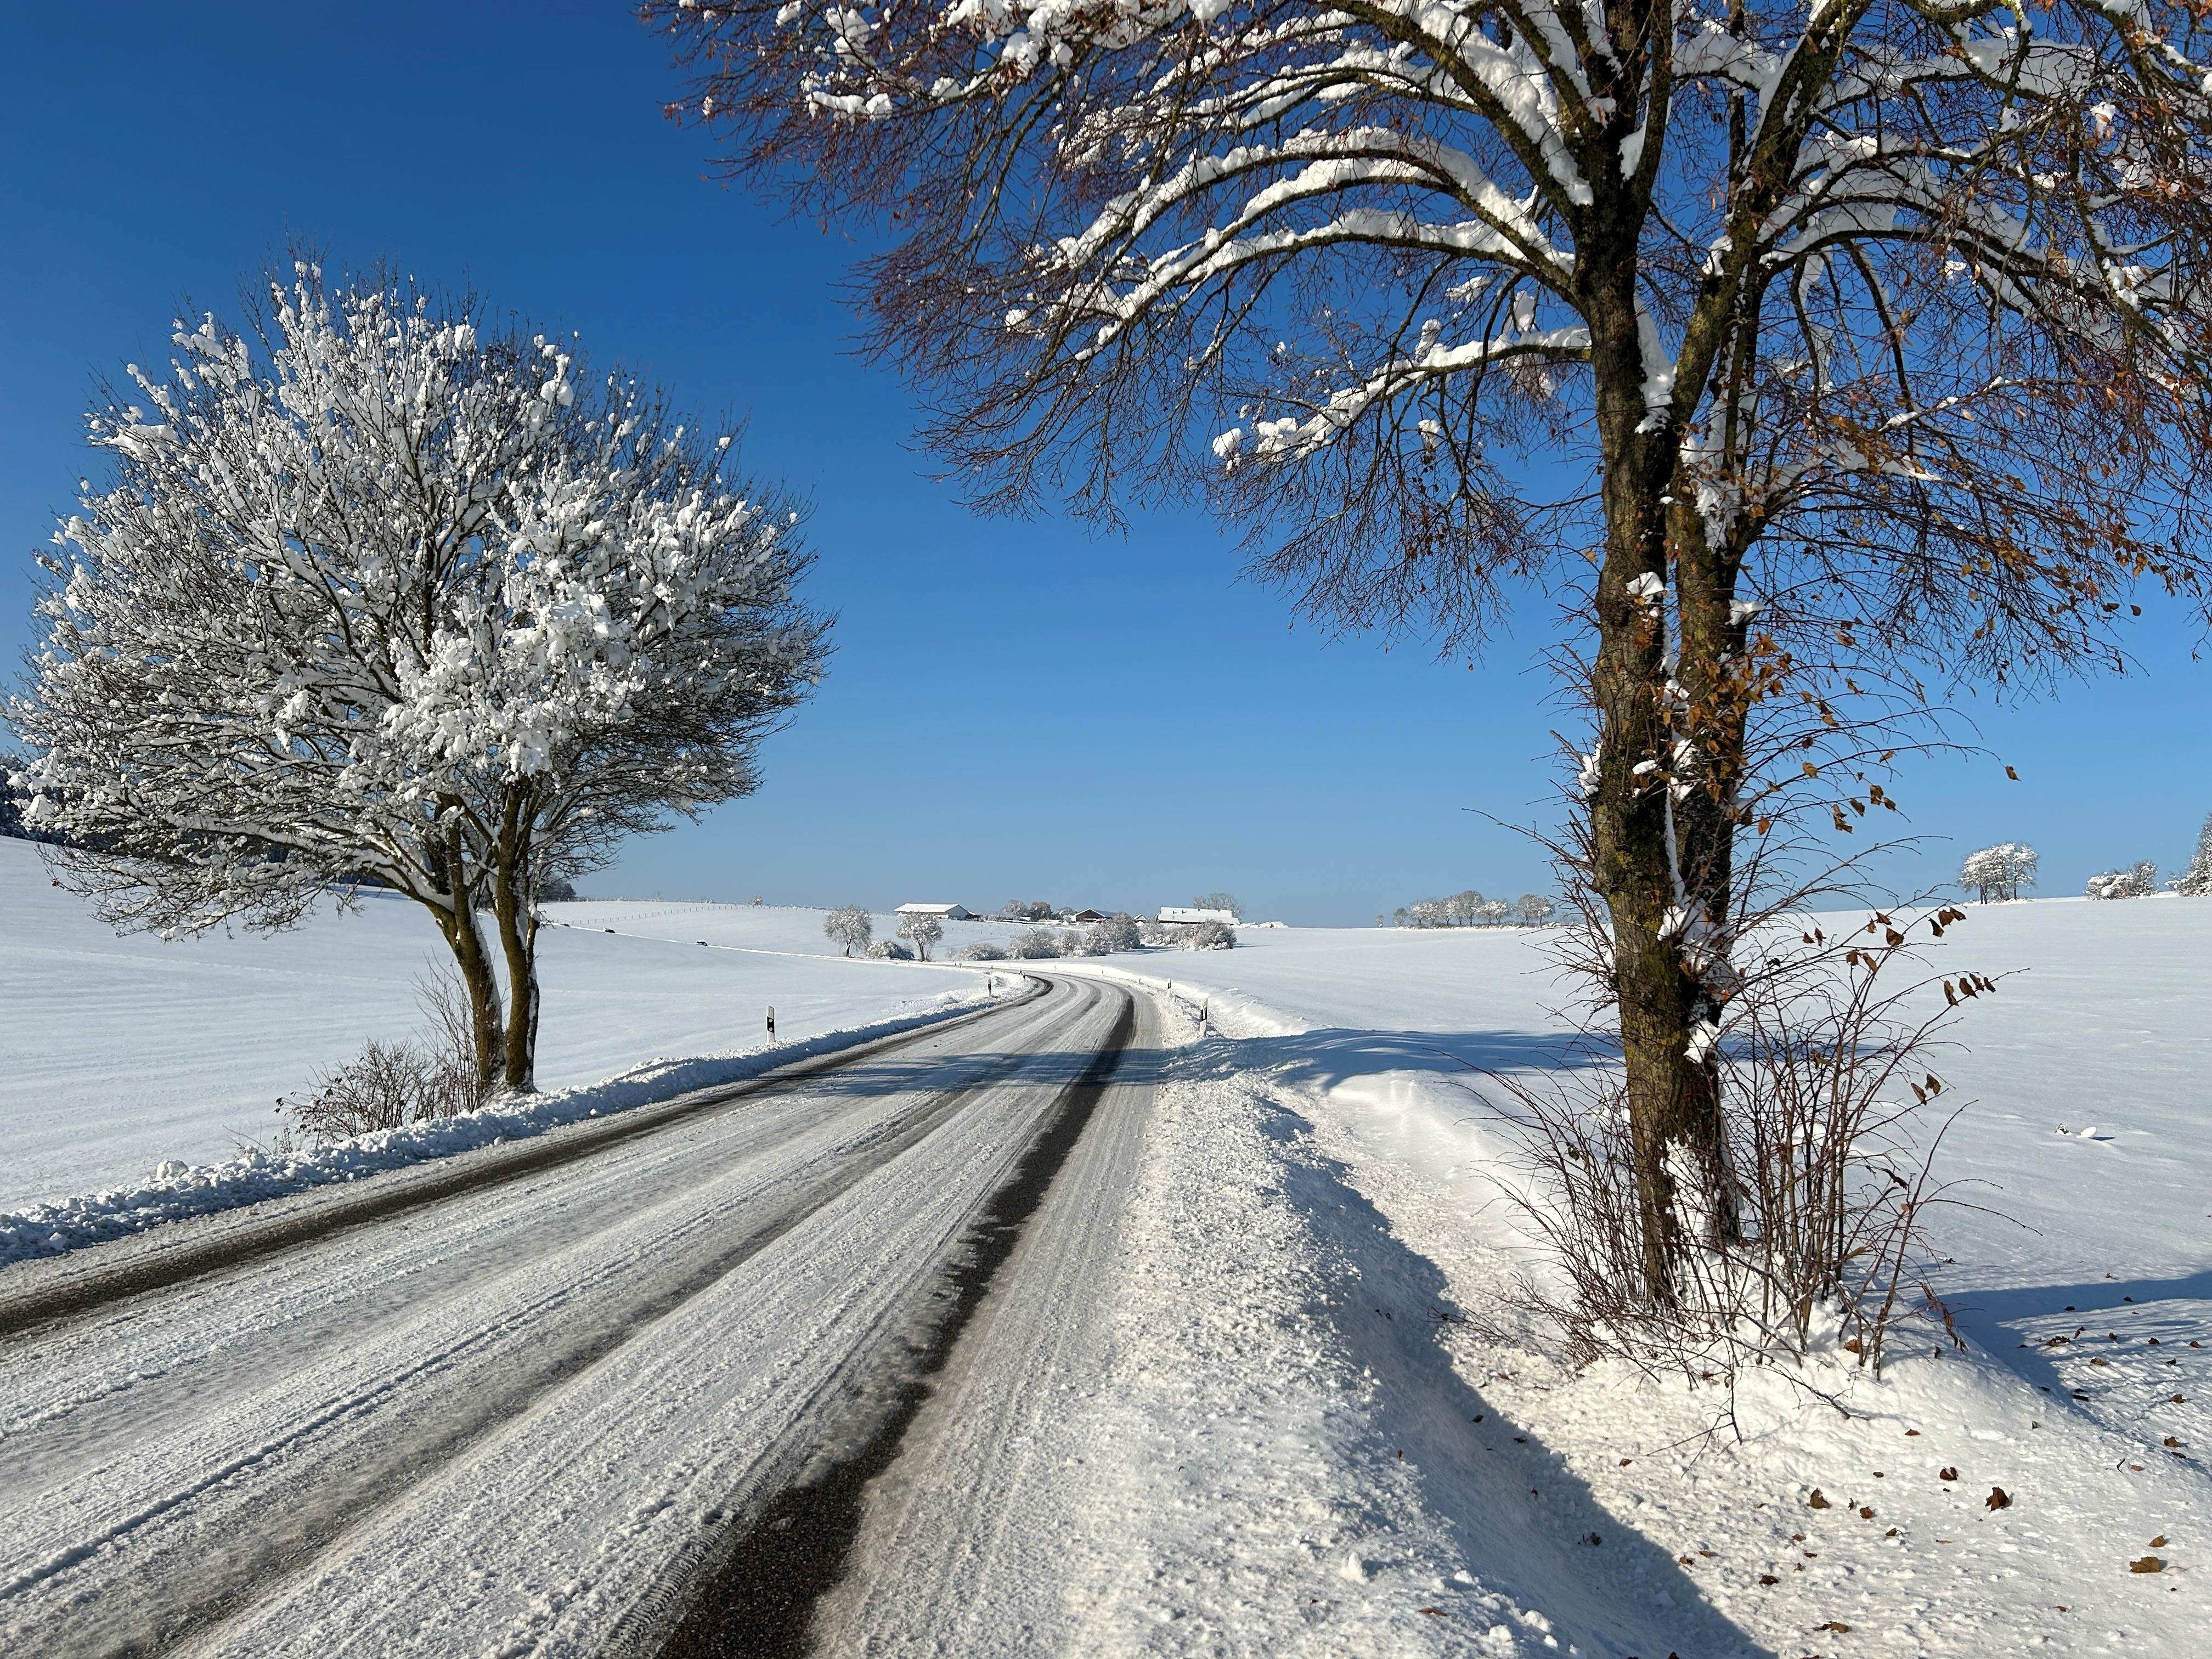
[0, 973, 1151, 1659]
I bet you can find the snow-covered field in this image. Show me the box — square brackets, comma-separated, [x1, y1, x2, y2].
[0, 837, 986, 1215]
[7, 844, 2208, 1655]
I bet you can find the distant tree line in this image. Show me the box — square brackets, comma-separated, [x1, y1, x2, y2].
[1390, 890, 1555, 928]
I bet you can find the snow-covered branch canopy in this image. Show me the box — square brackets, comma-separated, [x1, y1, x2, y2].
[662, 0, 2212, 667]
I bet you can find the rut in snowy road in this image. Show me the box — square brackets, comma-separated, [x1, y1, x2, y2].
[0, 974, 1145, 1659]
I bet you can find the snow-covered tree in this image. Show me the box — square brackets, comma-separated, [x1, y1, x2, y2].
[896, 911, 944, 960]
[2174, 818, 2212, 893]
[1005, 926, 1066, 959]
[1961, 843, 2039, 904]
[1191, 890, 1243, 919]
[2173, 812, 2212, 896]
[1085, 912, 1143, 952]
[663, 0, 2212, 1297]
[1185, 919, 1238, 950]
[824, 904, 873, 956]
[1517, 893, 1558, 925]
[14, 264, 828, 1093]
[2085, 860, 2158, 900]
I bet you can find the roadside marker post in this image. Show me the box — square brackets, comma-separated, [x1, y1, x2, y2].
[766, 1005, 776, 1042]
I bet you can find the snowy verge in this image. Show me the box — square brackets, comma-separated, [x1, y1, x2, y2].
[1064, 966, 2210, 1655]
[0, 981, 1011, 1269]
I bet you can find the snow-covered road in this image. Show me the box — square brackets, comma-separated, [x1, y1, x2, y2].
[0, 974, 1144, 1659]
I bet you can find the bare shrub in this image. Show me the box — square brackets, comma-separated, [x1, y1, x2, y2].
[1487, 909, 1981, 1387]
[865, 938, 911, 960]
[958, 940, 1007, 961]
[281, 970, 489, 1146]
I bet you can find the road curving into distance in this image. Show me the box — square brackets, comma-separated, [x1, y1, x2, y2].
[0, 972, 1154, 1659]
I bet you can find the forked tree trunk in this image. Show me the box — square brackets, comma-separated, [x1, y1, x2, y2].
[421, 812, 510, 1092]
[436, 896, 507, 1091]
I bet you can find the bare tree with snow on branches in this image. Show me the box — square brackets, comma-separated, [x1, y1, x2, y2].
[896, 911, 945, 960]
[1961, 842, 2039, 904]
[823, 904, 874, 956]
[15, 261, 829, 1096]
[657, 0, 2212, 1301]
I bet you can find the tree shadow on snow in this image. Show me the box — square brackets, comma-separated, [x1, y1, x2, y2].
[1949, 1271, 2212, 1403]
[1181, 1026, 1612, 1098]
[1247, 1093, 1775, 1659]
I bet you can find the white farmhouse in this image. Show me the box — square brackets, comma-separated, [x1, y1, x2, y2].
[896, 902, 975, 921]
[1155, 906, 1236, 926]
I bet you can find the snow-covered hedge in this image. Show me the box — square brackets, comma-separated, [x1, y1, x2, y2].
[2085, 860, 2158, 900]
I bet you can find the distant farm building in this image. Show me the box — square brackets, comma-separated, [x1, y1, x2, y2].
[1071, 909, 1110, 923]
[896, 902, 975, 920]
[1156, 906, 1236, 926]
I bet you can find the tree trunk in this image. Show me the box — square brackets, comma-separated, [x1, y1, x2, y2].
[437, 900, 506, 1091]
[1583, 241, 1737, 1306]
[1663, 503, 1752, 1250]
[420, 813, 507, 1090]
[492, 788, 540, 1094]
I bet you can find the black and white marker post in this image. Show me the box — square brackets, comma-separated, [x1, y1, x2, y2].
[766, 1005, 776, 1042]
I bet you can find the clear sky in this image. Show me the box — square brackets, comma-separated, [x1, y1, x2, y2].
[4, 2, 2208, 924]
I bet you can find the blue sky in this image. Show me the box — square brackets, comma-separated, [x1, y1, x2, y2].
[4, 2, 2207, 924]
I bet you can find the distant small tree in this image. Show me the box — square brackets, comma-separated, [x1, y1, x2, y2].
[1006, 926, 1064, 960]
[896, 912, 944, 961]
[1191, 891, 1243, 920]
[1961, 843, 2039, 905]
[824, 905, 872, 957]
[2086, 861, 2159, 901]
[2173, 813, 2212, 897]
[538, 877, 578, 904]
[1391, 907, 1409, 929]
[1085, 913, 1141, 953]
[1186, 919, 1238, 951]
[866, 938, 910, 960]
[1517, 894, 1558, 926]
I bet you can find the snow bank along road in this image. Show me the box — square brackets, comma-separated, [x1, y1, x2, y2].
[0, 973, 1152, 1659]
